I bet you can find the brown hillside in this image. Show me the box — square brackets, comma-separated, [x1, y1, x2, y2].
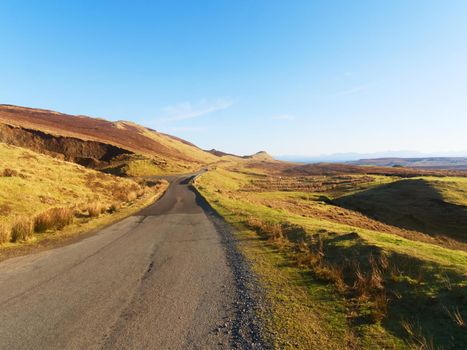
[0, 104, 219, 174]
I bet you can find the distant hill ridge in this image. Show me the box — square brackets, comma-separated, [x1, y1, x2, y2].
[349, 157, 467, 170]
[206, 149, 274, 160]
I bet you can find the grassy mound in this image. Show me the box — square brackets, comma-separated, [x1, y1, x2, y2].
[335, 177, 467, 243]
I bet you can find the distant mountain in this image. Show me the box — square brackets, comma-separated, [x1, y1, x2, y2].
[206, 149, 275, 161]
[348, 157, 467, 170]
[243, 151, 274, 161]
[276, 151, 467, 163]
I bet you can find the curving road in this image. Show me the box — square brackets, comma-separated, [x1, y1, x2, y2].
[0, 176, 265, 349]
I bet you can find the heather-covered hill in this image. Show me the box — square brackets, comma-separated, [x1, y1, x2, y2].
[0, 104, 219, 175]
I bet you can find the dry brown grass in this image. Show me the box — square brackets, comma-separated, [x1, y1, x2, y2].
[86, 203, 106, 218]
[245, 216, 397, 324]
[112, 185, 142, 202]
[444, 306, 466, 328]
[0, 222, 10, 243]
[108, 202, 121, 213]
[10, 217, 34, 242]
[34, 207, 73, 233]
[126, 191, 138, 202]
[246, 216, 290, 248]
[371, 291, 389, 323]
[401, 320, 437, 350]
[314, 263, 347, 292]
[282, 162, 466, 178]
[245, 174, 377, 194]
[1, 168, 18, 177]
[247, 217, 349, 292]
[369, 254, 385, 290]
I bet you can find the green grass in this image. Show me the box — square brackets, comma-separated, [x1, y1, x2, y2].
[335, 177, 467, 243]
[195, 167, 467, 349]
[123, 159, 167, 176]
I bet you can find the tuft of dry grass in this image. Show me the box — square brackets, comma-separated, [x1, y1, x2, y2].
[313, 263, 347, 292]
[369, 254, 385, 290]
[10, 217, 34, 242]
[0, 222, 10, 243]
[2, 168, 19, 177]
[126, 191, 138, 202]
[444, 306, 465, 328]
[111, 185, 145, 203]
[371, 291, 389, 323]
[108, 202, 121, 213]
[34, 207, 73, 233]
[246, 216, 288, 245]
[354, 264, 369, 298]
[401, 320, 437, 350]
[86, 203, 106, 218]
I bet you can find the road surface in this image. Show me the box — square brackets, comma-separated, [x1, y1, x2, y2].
[0, 175, 266, 349]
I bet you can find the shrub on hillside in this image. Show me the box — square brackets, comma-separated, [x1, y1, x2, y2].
[34, 207, 74, 233]
[10, 217, 33, 242]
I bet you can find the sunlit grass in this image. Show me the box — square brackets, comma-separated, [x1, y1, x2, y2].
[0, 142, 168, 249]
[195, 167, 467, 349]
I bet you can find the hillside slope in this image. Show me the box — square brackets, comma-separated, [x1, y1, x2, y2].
[0, 104, 218, 175]
[0, 142, 166, 251]
[335, 177, 467, 243]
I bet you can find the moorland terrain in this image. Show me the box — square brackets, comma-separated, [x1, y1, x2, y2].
[194, 154, 467, 348]
[1, 104, 466, 349]
[349, 157, 467, 170]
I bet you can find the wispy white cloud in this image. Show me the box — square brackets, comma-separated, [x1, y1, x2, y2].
[159, 98, 233, 122]
[272, 114, 296, 121]
[332, 83, 375, 97]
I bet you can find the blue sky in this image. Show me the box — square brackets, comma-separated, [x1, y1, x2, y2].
[1, 1, 466, 157]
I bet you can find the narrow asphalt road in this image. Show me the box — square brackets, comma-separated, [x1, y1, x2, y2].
[0, 175, 266, 349]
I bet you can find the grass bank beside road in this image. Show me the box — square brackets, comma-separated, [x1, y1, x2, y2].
[0, 142, 168, 260]
[195, 167, 467, 349]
